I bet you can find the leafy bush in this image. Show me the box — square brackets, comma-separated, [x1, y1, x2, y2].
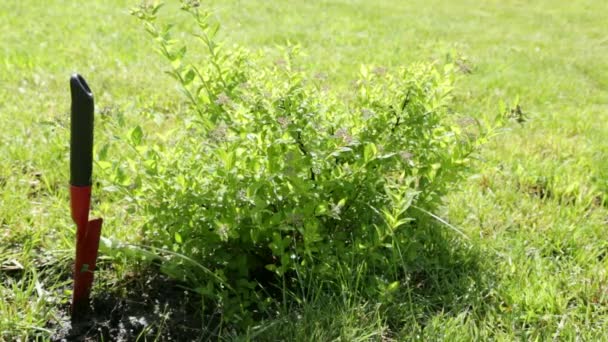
[123, 1, 501, 324]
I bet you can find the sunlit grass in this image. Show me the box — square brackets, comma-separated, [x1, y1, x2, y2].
[1, 0, 607, 340]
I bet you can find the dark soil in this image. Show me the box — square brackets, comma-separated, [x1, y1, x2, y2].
[49, 272, 206, 342]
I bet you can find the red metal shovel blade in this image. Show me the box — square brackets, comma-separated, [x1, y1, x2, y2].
[72, 218, 103, 316]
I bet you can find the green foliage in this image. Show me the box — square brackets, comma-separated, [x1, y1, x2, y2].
[127, 1, 501, 324]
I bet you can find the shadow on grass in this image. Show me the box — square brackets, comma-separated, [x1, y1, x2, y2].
[248, 222, 497, 340]
[392, 223, 496, 333]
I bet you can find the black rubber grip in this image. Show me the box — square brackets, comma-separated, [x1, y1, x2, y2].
[70, 74, 94, 186]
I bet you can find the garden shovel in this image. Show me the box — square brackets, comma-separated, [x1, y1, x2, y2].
[69, 74, 103, 317]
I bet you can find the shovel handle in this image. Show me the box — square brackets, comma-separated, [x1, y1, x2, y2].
[70, 74, 94, 187]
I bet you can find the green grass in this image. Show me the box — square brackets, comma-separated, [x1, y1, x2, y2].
[1, 0, 607, 340]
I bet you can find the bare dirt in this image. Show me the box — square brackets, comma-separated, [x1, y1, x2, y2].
[49, 271, 205, 341]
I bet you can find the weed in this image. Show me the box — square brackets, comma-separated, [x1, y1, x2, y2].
[122, 1, 503, 326]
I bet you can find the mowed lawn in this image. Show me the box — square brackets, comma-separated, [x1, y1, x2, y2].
[1, 0, 607, 340]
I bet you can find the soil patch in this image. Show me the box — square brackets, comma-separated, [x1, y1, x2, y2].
[50, 271, 204, 341]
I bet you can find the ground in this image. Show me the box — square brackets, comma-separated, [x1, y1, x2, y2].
[1, 0, 607, 340]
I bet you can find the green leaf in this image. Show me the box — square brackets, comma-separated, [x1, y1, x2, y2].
[169, 45, 187, 62]
[183, 69, 195, 85]
[98, 143, 109, 161]
[131, 125, 143, 145]
[151, 3, 164, 15]
[97, 161, 111, 170]
[315, 203, 328, 215]
[387, 281, 400, 292]
[364, 143, 377, 162]
[174, 232, 183, 244]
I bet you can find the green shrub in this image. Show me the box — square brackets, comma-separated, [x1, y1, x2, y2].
[123, 1, 501, 324]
